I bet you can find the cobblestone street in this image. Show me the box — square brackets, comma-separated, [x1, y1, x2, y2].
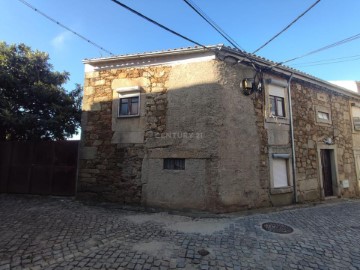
[1, 195, 360, 270]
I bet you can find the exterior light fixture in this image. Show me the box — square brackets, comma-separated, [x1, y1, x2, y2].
[242, 78, 254, 90]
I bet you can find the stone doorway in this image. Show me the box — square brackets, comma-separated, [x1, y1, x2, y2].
[320, 149, 334, 197]
[317, 144, 339, 199]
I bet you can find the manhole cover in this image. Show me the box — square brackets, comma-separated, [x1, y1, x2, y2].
[262, 222, 294, 234]
[198, 249, 210, 256]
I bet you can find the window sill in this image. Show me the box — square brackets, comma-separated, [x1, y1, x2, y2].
[315, 121, 332, 127]
[270, 187, 293, 195]
[117, 114, 140, 118]
[266, 117, 289, 125]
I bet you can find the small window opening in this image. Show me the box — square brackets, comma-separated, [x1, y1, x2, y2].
[163, 158, 185, 170]
[318, 111, 330, 120]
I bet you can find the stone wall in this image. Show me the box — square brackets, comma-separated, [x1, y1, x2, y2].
[215, 62, 271, 210]
[79, 54, 360, 211]
[291, 81, 358, 200]
[79, 66, 171, 203]
[141, 60, 224, 211]
[79, 59, 270, 211]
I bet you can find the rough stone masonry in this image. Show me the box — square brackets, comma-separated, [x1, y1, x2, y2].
[78, 46, 360, 212]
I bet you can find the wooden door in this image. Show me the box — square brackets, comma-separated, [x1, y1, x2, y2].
[321, 149, 333, 197]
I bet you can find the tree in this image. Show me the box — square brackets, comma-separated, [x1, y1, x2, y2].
[0, 42, 82, 141]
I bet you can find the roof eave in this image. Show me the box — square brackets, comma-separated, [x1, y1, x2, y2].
[82, 44, 224, 64]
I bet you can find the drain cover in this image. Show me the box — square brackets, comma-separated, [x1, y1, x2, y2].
[262, 222, 294, 234]
[198, 249, 210, 256]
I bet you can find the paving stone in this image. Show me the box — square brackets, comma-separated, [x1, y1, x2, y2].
[1, 195, 360, 269]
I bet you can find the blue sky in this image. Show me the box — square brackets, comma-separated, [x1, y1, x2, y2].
[1, 0, 360, 92]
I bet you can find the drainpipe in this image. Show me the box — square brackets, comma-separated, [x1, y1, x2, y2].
[287, 73, 297, 203]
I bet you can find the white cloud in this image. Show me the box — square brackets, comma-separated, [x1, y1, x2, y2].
[51, 31, 71, 50]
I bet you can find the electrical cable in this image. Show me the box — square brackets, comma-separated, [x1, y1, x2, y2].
[110, 0, 262, 71]
[292, 57, 360, 68]
[181, 0, 261, 70]
[183, 0, 244, 51]
[253, 0, 321, 54]
[275, 32, 360, 66]
[290, 54, 360, 67]
[17, 0, 114, 56]
[110, 0, 207, 48]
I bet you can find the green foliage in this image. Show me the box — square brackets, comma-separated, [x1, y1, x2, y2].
[0, 42, 82, 141]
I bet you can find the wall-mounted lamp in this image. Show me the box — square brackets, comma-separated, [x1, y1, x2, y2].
[241, 78, 256, 96]
[242, 78, 254, 90]
[324, 137, 333, 145]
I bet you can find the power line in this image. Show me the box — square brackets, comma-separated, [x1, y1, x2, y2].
[296, 57, 360, 67]
[17, 0, 114, 55]
[183, 0, 243, 51]
[253, 0, 321, 54]
[291, 56, 360, 68]
[276, 32, 360, 66]
[181, 0, 260, 69]
[110, 0, 206, 48]
[291, 54, 360, 67]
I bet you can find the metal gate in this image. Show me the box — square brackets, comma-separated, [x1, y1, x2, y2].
[0, 141, 79, 196]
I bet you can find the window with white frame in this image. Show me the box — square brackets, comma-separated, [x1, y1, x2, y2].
[268, 85, 286, 118]
[272, 158, 289, 188]
[116, 86, 141, 117]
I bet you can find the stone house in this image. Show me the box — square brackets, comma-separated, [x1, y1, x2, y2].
[78, 45, 360, 212]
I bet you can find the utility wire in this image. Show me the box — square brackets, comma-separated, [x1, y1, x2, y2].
[181, 0, 259, 69]
[183, 0, 243, 51]
[17, 0, 114, 55]
[291, 54, 360, 67]
[276, 32, 360, 66]
[253, 0, 321, 54]
[292, 57, 360, 68]
[110, 0, 206, 48]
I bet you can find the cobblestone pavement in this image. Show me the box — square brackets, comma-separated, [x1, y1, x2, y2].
[1, 195, 360, 270]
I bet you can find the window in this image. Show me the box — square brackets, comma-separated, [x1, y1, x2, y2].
[354, 117, 360, 131]
[272, 158, 289, 188]
[119, 96, 139, 116]
[317, 111, 330, 121]
[352, 106, 360, 131]
[270, 95, 285, 117]
[267, 83, 287, 120]
[315, 106, 331, 124]
[116, 86, 141, 118]
[163, 158, 185, 170]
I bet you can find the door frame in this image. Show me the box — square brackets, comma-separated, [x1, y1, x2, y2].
[316, 143, 340, 199]
[353, 149, 360, 196]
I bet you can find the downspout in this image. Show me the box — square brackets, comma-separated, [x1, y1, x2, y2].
[287, 73, 297, 203]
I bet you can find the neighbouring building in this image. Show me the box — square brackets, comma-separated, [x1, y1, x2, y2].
[78, 45, 360, 212]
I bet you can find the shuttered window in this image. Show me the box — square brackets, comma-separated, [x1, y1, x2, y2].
[352, 107, 360, 131]
[272, 159, 288, 188]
